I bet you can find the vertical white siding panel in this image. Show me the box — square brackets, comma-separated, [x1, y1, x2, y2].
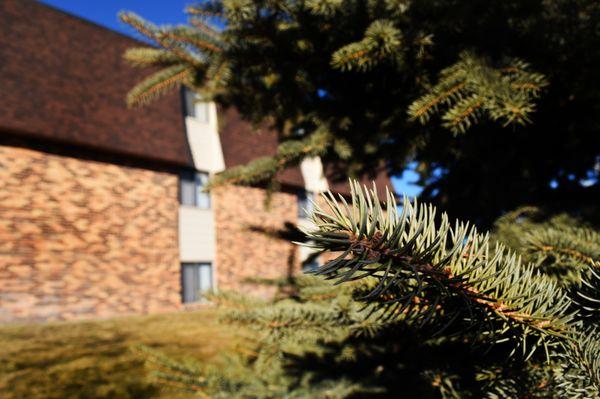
[179, 101, 224, 292]
[178, 207, 216, 262]
[300, 156, 329, 193]
[184, 103, 225, 173]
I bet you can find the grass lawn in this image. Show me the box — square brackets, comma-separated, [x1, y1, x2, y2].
[0, 310, 239, 399]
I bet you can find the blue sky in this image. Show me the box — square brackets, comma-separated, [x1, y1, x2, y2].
[392, 167, 422, 197]
[40, 0, 423, 197]
[40, 0, 191, 38]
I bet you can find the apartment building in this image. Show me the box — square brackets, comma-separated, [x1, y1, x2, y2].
[0, 0, 389, 322]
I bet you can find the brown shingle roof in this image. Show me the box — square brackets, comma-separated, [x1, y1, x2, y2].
[218, 106, 305, 188]
[0, 0, 392, 195]
[0, 0, 193, 167]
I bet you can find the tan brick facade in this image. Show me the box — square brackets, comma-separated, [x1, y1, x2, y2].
[213, 185, 300, 296]
[0, 144, 181, 322]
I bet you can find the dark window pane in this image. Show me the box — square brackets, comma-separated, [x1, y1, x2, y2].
[180, 171, 196, 206]
[198, 264, 212, 293]
[182, 264, 198, 303]
[297, 190, 314, 218]
[195, 172, 211, 209]
[181, 263, 213, 303]
[184, 88, 196, 118]
[302, 254, 320, 272]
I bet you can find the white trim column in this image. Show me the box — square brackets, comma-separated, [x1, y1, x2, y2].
[179, 94, 225, 295]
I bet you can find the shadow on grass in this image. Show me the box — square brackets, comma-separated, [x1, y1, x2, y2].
[0, 310, 234, 399]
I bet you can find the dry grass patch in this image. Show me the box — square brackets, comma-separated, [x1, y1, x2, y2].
[0, 310, 238, 399]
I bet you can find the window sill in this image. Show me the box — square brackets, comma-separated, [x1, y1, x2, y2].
[182, 300, 215, 310]
[179, 204, 212, 211]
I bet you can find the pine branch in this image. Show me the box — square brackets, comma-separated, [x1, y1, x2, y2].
[186, 1, 225, 19]
[120, 9, 230, 107]
[119, 12, 162, 44]
[162, 25, 224, 54]
[120, 12, 204, 68]
[441, 94, 483, 132]
[126, 64, 194, 107]
[304, 180, 576, 358]
[408, 82, 466, 123]
[408, 52, 548, 134]
[555, 329, 600, 398]
[207, 126, 331, 188]
[225, 302, 347, 336]
[123, 48, 182, 67]
[331, 20, 403, 72]
[134, 345, 208, 394]
[526, 227, 600, 270]
[478, 363, 556, 399]
[576, 267, 600, 324]
[305, 0, 344, 17]
[203, 56, 230, 95]
[189, 17, 224, 41]
[496, 212, 599, 323]
[219, 0, 257, 23]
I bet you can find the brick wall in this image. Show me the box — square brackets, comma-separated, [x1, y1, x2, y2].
[0, 144, 181, 322]
[211, 187, 351, 295]
[213, 185, 300, 296]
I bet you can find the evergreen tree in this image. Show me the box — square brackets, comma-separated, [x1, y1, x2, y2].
[120, 0, 600, 224]
[117, 2, 600, 396]
[138, 181, 599, 398]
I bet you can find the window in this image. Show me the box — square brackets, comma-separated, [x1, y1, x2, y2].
[297, 190, 315, 218]
[180, 171, 210, 208]
[299, 244, 320, 272]
[181, 263, 213, 303]
[184, 88, 210, 123]
[302, 255, 321, 272]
